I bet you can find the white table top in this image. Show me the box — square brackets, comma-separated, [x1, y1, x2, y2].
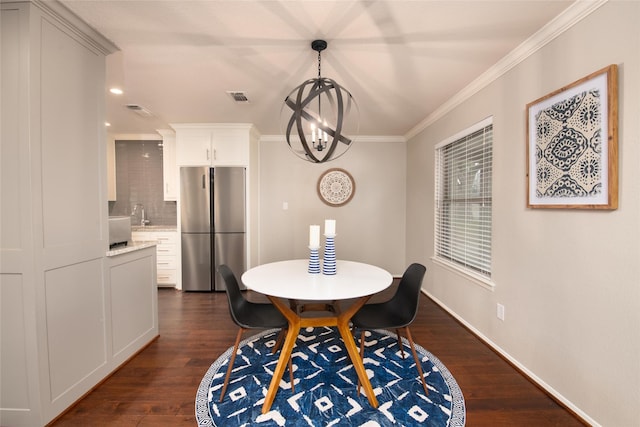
[241, 259, 393, 301]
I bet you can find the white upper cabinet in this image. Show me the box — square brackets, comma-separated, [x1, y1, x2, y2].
[174, 127, 212, 166]
[157, 129, 178, 201]
[211, 127, 251, 165]
[107, 134, 117, 201]
[173, 124, 253, 167]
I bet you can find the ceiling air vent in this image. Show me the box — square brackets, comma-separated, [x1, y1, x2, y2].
[125, 104, 154, 117]
[227, 91, 250, 103]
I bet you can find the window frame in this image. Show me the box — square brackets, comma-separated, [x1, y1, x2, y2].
[432, 117, 495, 290]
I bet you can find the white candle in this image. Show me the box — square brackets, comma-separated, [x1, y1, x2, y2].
[309, 225, 320, 247]
[325, 219, 336, 236]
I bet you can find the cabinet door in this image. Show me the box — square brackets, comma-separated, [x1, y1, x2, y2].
[211, 128, 249, 166]
[132, 231, 178, 286]
[107, 135, 116, 201]
[175, 129, 212, 166]
[161, 133, 178, 200]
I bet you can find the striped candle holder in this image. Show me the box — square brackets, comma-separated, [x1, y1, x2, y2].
[322, 234, 336, 275]
[308, 246, 321, 274]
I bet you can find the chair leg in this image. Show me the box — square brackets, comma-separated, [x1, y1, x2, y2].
[288, 356, 295, 393]
[220, 328, 296, 401]
[404, 327, 429, 395]
[395, 328, 406, 359]
[272, 328, 286, 354]
[356, 329, 365, 396]
[219, 328, 244, 402]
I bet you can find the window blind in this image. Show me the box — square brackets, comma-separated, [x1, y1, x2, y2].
[435, 121, 493, 277]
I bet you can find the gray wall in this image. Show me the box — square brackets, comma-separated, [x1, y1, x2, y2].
[406, 2, 639, 426]
[109, 140, 177, 226]
[258, 137, 407, 276]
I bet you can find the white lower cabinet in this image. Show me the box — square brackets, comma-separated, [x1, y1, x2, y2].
[108, 248, 158, 362]
[132, 230, 178, 287]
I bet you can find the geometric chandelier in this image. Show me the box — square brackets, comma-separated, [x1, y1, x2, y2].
[281, 39, 359, 163]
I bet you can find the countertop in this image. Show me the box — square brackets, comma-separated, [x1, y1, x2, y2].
[132, 225, 177, 232]
[107, 225, 177, 256]
[106, 240, 157, 257]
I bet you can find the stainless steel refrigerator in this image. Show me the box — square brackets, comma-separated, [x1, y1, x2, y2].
[180, 167, 246, 291]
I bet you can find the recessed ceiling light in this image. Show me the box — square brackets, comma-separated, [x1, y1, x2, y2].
[105, 122, 111, 127]
[109, 87, 123, 95]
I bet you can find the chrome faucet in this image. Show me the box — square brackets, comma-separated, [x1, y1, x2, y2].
[131, 203, 150, 226]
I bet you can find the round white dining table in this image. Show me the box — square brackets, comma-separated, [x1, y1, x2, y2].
[241, 259, 393, 414]
[242, 259, 392, 301]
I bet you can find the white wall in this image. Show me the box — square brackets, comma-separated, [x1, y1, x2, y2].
[406, 2, 639, 426]
[258, 137, 407, 276]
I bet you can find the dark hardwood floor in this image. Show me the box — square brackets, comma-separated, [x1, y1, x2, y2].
[50, 286, 586, 426]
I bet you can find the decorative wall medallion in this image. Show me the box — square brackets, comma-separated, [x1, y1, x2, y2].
[317, 168, 355, 206]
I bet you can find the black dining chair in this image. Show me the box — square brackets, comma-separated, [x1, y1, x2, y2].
[217, 264, 294, 402]
[351, 263, 429, 395]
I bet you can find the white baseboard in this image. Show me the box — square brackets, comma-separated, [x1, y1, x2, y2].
[422, 290, 598, 427]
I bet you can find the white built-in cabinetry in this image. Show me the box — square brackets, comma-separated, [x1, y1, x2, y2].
[158, 129, 178, 201]
[173, 123, 254, 166]
[171, 123, 259, 289]
[132, 230, 178, 286]
[106, 247, 158, 367]
[107, 134, 117, 201]
[0, 2, 157, 426]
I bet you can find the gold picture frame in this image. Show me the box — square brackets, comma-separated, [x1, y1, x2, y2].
[526, 64, 618, 209]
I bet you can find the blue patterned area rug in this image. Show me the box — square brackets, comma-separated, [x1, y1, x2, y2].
[196, 326, 465, 426]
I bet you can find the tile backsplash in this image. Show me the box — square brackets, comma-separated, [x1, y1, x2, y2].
[108, 140, 177, 226]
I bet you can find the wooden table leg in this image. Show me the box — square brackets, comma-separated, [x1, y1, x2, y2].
[262, 296, 299, 414]
[336, 296, 378, 409]
[261, 295, 378, 413]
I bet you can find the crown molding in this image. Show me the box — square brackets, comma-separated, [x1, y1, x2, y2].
[110, 133, 161, 140]
[404, 0, 609, 141]
[170, 123, 255, 130]
[260, 135, 406, 144]
[156, 129, 175, 137]
[31, 0, 119, 55]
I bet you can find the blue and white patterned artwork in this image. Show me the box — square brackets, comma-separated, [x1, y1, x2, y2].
[527, 66, 617, 208]
[534, 89, 602, 198]
[196, 327, 465, 426]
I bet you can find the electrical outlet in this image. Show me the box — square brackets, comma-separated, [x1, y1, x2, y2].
[282, 202, 289, 210]
[497, 303, 505, 321]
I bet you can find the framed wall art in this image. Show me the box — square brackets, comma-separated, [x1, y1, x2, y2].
[526, 64, 618, 209]
[317, 168, 355, 206]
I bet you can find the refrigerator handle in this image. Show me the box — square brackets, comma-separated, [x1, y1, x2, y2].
[202, 173, 206, 189]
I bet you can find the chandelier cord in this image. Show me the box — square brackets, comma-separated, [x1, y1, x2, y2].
[317, 50, 322, 120]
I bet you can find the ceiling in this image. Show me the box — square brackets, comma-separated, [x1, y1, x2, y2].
[59, 0, 575, 137]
